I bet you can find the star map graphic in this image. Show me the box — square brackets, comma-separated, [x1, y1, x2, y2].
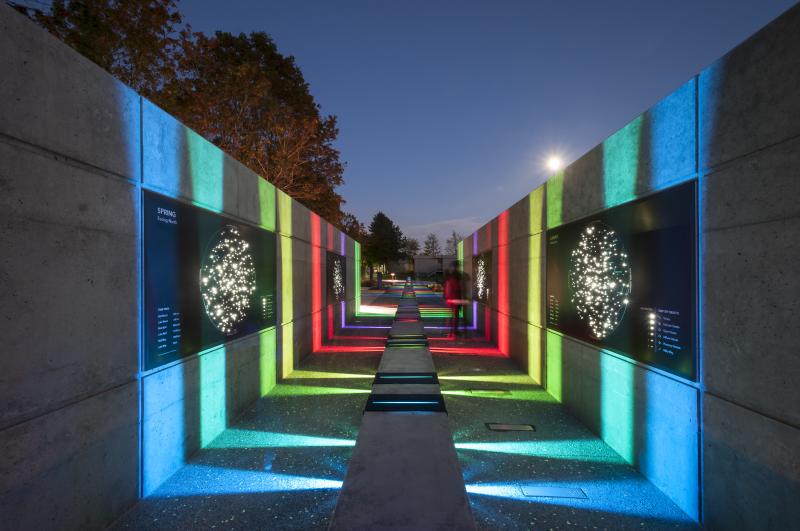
[199, 225, 257, 335]
[332, 258, 344, 301]
[568, 221, 632, 339]
[475, 255, 488, 300]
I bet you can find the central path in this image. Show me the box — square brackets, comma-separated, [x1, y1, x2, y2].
[329, 282, 476, 530]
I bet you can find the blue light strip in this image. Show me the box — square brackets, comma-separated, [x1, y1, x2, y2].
[377, 375, 434, 379]
[372, 401, 440, 405]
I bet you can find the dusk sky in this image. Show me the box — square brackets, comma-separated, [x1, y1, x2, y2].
[183, 0, 796, 243]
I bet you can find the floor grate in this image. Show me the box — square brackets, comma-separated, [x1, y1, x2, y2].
[519, 486, 587, 499]
[485, 423, 535, 432]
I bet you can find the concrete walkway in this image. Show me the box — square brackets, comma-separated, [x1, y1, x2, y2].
[329, 283, 475, 530]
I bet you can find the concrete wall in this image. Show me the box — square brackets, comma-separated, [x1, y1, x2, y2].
[462, 4, 800, 527]
[0, 5, 359, 529]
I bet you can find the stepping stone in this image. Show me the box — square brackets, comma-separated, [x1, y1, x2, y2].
[378, 347, 436, 373]
[329, 412, 475, 530]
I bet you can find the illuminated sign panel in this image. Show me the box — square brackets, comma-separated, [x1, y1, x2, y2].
[472, 251, 492, 303]
[545, 181, 696, 380]
[326, 250, 346, 304]
[144, 191, 277, 370]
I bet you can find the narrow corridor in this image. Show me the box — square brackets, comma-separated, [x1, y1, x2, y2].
[116, 283, 696, 530]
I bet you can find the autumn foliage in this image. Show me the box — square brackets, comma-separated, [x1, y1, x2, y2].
[14, 0, 349, 226]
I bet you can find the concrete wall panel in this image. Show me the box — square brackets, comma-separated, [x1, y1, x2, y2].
[703, 217, 800, 426]
[0, 142, 137, 428]
[0, 382, 138, 530]
[703, 394, 800, 530]
[700, 5, 800, 170]
[0, 7, 140, 180]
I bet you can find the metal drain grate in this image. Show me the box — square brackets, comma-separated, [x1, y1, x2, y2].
[468, 389, 511, 395]
[519, 486, 587, 499]
[486, 423, 535, 432]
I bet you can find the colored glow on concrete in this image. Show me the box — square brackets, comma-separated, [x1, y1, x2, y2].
[354, 242, 361, 314]
[528, 186, 544, 383]
[278, 191, 294, 377]
[186, 128, 224, 212]
[358, 305, 397, 316]
[286, 370, 373, 380]
[546, 171, 564, 229]
[154, 465, 343, 497]
[441, 388, 551, 402]
[463, 481, 688, 521]
[210, 428, 356, 449]
[456, 440, 623, 463]
[268, 384, 371, 397]
[258, 178, 276, 231]
[259, 328, 277, 396]
[600, 352, 635, 463]
[546, 331, 563, 402]
[430, 346, 506, 357]
[603, 115, 642, 209]
[497, 210, 509, 357]
[199, 347, 226, 447]
[327, 304, 335, 341]
[314, 345, 385, 353]
[438, 373, 535, 385]
[312, 213, 323, 352]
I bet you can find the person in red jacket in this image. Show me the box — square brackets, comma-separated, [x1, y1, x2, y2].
[444, 262, 464, 340]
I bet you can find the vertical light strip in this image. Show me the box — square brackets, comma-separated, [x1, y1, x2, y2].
[600, 115, 641, 468]
[311, 214, 322, 352]
[600, 353, 635, 463]
[497, 211, 509, 355]
[278, 191, 294, 377]
[546, 330, 562, 401]
[199, 347, 226, 447]
[188, 128, 226, 448]
[187, 129, 224, 211]
[354, 242, 361, 315]
[259, 328, 277, 396]
[528, 186, 544, 383]
[546, 171, 564, 229]
[257, 179, 276, 394]
[603, 115, 642, 208]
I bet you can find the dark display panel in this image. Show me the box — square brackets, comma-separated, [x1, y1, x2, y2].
[545, 181, 696, 380]
[144, 191, 277, 370]
[472, 251, 492, 303]
[327, 251, 346, 304]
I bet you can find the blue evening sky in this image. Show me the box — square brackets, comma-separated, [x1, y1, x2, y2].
[182, 0, 796, 243]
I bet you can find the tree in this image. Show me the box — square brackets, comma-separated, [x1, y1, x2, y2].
[365, 212, 404, 266]
[340, 213, 366, 242]
[13, 0, 185, 99]
[423, 233, 442, 256]
[400, 237, 420, 257]
[162, 30, 346, 223]
[445, 231, 464, 255]
[15, 1, 348, 224]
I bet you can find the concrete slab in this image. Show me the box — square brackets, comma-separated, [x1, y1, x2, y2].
[378, 348, 436, 373]
[371, 384, 441, 395]
[329, 412, 475, 531]
[390, 321, 425, 337]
